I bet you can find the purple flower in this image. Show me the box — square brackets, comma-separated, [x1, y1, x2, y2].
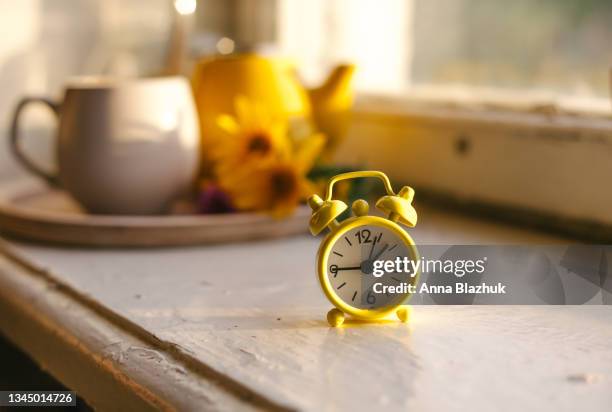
[197, 184, 235, 214]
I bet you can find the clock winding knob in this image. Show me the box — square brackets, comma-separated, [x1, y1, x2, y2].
[351, 199, 369, 217]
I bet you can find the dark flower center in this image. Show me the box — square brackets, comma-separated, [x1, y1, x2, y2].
[270, 169, 297, 199]
[248, 133, 272, 154]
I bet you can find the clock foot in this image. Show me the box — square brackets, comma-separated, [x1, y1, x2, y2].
[327, 308, 345, 327]
[396, 306, 411, 323]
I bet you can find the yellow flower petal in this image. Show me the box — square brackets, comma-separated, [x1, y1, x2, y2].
[216, 114, 240, 134]
[235, 95, 256, 129]
[294, 133, 326, 173]
[299, 178, 317, 199]
[211, 95, 323, 217]
[251, 100, 269, 129]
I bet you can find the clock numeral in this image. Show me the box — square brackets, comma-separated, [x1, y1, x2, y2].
[329, 265, 339, 277]
[366, 290, 376, 304]
[355, 229, 372, 244]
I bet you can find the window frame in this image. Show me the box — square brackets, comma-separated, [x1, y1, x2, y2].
[332, 92, 612, 240]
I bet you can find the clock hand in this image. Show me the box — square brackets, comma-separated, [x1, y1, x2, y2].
[372, 243, 389, 261]
[359, 243, 389, 275]
[368, 236, 378, 260]
[329, 265, 362, 276]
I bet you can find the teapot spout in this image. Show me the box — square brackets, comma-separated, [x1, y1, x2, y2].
[308, 64, 355, 109]
[307, 64, 355, 159]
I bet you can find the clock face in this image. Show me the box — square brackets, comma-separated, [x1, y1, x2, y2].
[325, 222, 416, 310]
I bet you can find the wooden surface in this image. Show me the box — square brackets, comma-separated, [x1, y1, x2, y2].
[0, 178, 309, 247]
[0, 205, 611, 411]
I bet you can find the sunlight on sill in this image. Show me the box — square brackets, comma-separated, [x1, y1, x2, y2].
[356, 84, 612, 120]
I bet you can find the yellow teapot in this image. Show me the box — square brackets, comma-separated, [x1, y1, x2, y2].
[191, 54, 354, 171]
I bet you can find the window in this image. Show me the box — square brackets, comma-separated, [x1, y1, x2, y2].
[276, 0, 612, 112]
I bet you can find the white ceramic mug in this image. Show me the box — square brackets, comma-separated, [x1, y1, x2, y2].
[10, 76, 200, 215]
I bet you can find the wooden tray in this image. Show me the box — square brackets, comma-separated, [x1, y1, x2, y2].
[0, 179, 310, 247]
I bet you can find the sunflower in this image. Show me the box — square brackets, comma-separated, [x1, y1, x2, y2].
[212, 96, 289, 175]
[218, 133, 326, 217]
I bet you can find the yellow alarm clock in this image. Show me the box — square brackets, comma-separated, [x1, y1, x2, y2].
[308, 171, 419, 327]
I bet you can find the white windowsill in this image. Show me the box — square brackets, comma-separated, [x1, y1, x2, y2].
[333, 90, 612, 240]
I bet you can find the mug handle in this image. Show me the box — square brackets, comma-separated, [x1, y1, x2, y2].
[10, 97, 61, 187]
